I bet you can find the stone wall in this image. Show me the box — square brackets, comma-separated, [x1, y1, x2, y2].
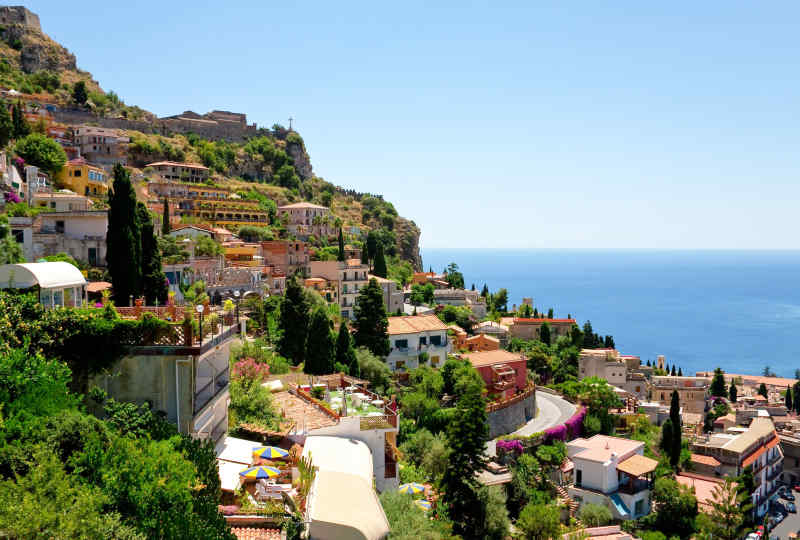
[487, 391, 536, 439]
[0, 6, 41, 31]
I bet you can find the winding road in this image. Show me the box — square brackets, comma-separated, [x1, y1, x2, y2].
[486, 391, 576, 457]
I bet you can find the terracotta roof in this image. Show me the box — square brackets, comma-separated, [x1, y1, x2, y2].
[466, 334, 499, 344]
[86, 281, 112, 293]
[272, 391, 338, 430]
[230, 527, 281, 539]
[278, 201, 328, 209]
[676, 473, 730, 512]
[461, 349, 524, 368]
[691, 453, 721, 467]
[146, 161, 208, 170]
[387, 314, 448, 335]
[447, 324, 467, 335]
[513, 317, 576, 324]
[616, 454, 658, 477]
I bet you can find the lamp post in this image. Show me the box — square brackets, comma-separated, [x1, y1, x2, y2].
[234, 290, 241, 326]
[195, 304, 204, 345]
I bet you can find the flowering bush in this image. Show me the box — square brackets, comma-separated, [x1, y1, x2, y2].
[233, 357, 270, 381]
[544, 423, 567, 443]
[565, 407, 586, 439]
[496, 439, 524, 458]
[13, 157, 24, 168]
[3, 191, 21, 204]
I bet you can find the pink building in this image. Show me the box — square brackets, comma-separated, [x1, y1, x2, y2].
[460, 349, 527, 400]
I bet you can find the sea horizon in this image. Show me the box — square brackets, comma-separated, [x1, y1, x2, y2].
[421, 248, 800, 380]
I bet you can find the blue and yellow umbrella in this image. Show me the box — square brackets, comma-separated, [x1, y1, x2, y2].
[398, 482, 425, 495]
[252, 446, 289, 460]
[414, 499, 432, 511]
[239, 466, 281, 479]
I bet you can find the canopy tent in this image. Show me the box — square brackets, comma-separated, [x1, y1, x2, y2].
[0, 262, 87, 308]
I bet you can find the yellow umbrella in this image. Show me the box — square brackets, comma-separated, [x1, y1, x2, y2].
[252, 446, 289, 460]
[398, 482, 425, 495]
[239, 466, 281, 479]
[414, 499, 432, 511]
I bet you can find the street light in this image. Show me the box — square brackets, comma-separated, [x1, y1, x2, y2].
[233, 290, 241, 326]
[195, 304, 204, 345]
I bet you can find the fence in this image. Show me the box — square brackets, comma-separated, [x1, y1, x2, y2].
[487, 383, 536, 412]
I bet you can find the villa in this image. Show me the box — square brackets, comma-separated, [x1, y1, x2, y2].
[566, 435, 657, 520]
[386, 314, 450, 370]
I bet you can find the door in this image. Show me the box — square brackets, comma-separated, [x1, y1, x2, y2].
[88, 247, 97, 267]
[576, 470, 582, 486]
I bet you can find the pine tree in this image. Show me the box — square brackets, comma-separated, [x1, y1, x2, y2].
[11, 102, 29, 139]
[72, 81, 88, 105]
[305, 306, 335, 375]
[161, 197, 170, 235]
[669, 390, 682, 467]
[786, 385, 793, 412]
[353, 278, 390, 357]
[440, 377, 489, 538]
[372, 243, 387, 278]
[582, 321, 595, 348]
[335, 322, 357, 375]
[547, 308, 554, 319]
[138, 203, 168, 304]
[0, 101, 12, 148]
[758, 383, 768, 398]
[729, 381, 738, 403]
[337, 228, 345, 262]
[107, 164, 142, 306]
[604, 335, 615, 348]
[278, 276, 311, 366]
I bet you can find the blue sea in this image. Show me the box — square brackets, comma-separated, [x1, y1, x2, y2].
[421, 249, 800, 379]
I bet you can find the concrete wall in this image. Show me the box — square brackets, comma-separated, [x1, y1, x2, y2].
[487, 392, 536, 438]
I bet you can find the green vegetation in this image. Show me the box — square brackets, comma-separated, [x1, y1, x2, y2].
[353, 278, 390, 357]
[304, 306, 335, 375]
[14, 132, 67, 175]
[710, 367, 727, 397]
[278, 276, 310, 366]
[0, 213, 24, 264]
[378, 490, 453, 539]
[194, 235, 223, 257]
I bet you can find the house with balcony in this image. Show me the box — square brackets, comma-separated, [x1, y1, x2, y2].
[690, 417, 783, 518]
[33, 210, 108, 267]
[73, 126, 129, 169]
[146, 161, 210, 183]
[55, 157, 109, 196]
[277, 201, 334, 240]
[461, 349, 526, 399]
[386, 314, 450, 371]
[509, 317, 577, 341]
[309, 259, 370, 320]
[90, 315, 240, 445]
[566, 435, 657, 520]
[432, 287, 487, 318]
[146, 180, 268, 228]
[261, 240, 310, 277]
[32, 191, 92, 212]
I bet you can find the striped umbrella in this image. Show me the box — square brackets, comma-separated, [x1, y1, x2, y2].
[252, 446, 289, 460]
[398, 482, 425, 495]
[239, 466, 281, 479]
[414, 499, 432, 511]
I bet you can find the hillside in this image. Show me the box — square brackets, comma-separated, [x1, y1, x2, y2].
[0, 6, 421, 267]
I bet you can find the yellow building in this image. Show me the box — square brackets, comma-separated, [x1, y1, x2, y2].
[56, 158, 109, 197]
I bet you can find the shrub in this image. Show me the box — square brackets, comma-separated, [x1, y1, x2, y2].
[14, 133, 67, 175]
[232, 357, 270, 381]
[543, 423, 567, 443]
[496, 439, 524, 459]
[579, 503, 612, 527]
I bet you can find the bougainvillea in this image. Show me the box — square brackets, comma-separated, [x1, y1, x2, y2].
[233, 357, 271, 381]
[3, 191, 21, 203]
[544, 423, 568, 443]
[496, 439, 524, 457]
[565, 406, 586, 439]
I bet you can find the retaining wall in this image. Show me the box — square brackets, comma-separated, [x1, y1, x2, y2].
[487, 391, 536, 439]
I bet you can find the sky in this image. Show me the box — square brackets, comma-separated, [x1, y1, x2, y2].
[25, 1, 800, 249]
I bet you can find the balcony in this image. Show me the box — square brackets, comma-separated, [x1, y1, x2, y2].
[492, 379, 514, 392]
[617, 478, 652, 495]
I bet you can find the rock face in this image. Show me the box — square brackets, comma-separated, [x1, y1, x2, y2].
[286, 140, 312, 180]
[1, 21, 77, 73]
[395, 217, 422, 271]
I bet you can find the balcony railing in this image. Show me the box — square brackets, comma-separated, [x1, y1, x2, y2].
[617, 478, 652, 495]
[194, 365, 230, 414]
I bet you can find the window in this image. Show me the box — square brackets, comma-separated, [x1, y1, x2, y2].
[419, 336, 427, 345]
[55, 221, 65, 234]
[431, 335, 442, 346]
[74, 169, 81, 177]
[395, 339, 408, 349]
[88, 247, 97, 267]
[11, 230, 23, 243]
[635, 499, 644, 516]
[50, 202, 56, 209]
[576, 470, 582, 486]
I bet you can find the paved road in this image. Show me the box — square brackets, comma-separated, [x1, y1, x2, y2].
[768, 493, 799, 539]
[486, 391, 576, 457]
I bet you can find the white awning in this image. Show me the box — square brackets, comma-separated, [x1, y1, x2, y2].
[0, 262, 87, 289]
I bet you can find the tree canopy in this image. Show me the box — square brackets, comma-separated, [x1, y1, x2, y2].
[353, 278, 390, 357]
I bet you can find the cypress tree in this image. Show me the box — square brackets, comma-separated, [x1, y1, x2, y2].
[138, 203, 168, 305]
[539, 321, 551, 346]
[305, 306, 335, 375]
[582, 321, 595, 348]
[335, 323, 358, 376]
[107, 164, 142, 306]
[11, 101, 29, 139]
[729, 381, 738, 403]
[786, 385, 793, 412]
[353, 278, 390, 357]
[481, 284, 488, 297]
[646, 359, 651, 367]
[710, 367, 727, 398]
[793, 381, 800, 414]
[360, 244, 368, 264]
[337, 228, 345, 261]
[669, 390, 681, 467]
[665, 363, 670, 375]
[372, 243, 387, 278]
[470, 283, 475, 291]
[758, 383, 768, 398]
[278, 276, 310, 366]
[671, 365, 677, 376]
[440, 377, 489, 537]
[161, 197, 170, 235]
[661, 418, 674, 455]
[547, 308, 554, 319]
[678, 367, 683, 376]
[0, 101, 12, 148]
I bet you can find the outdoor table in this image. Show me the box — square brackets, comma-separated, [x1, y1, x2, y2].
[371, 400, 384, 407]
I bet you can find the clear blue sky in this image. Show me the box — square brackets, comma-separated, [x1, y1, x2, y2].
[27, 1, 800, 249]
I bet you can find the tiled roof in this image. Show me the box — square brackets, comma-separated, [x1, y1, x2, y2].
[278, 202, 327, 209]
[616, 454, 658, 477]
[466, 334, 499, 344]
[676, 473, 730, 512]
[272, 391, 338, 431]
[387, 314, 448, 335]
[461, 349, 524, 368]
[230, 527, 281, 539]
[691, 453, 721, 467]
[86, 281, 112, 293]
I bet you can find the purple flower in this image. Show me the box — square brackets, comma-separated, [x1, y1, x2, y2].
[544, 424, 568, 442]
[3, 191, 20, 203]
[496, 439, 524, 455]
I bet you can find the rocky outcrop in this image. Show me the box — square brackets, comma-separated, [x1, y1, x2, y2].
[286, 140, 312, 180]
[395, 217, 422, 271]
[1, 23, 77, 73]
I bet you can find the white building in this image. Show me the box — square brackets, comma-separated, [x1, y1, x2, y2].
[309, 259, 370, 320]
[386, 314, 450, 370]
[567, 435, 657, 520]
[368, 274, 404, 314]
[0, 261, 87, 307]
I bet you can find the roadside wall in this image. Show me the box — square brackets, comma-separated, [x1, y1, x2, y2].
[488, 392, 536, 439]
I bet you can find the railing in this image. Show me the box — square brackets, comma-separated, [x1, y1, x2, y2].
[487, 383, 536, 412]
[492, 379, 514, 391]
[360, 415, 395, 430]
[617, 478, 651, 495]
[194, 365, 230, 414]
[768, 466, 783, 481]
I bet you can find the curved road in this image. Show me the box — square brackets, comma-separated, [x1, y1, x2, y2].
[486, 391, 576, 456]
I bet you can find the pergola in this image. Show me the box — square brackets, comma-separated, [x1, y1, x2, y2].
[616, 454, 658, 494]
